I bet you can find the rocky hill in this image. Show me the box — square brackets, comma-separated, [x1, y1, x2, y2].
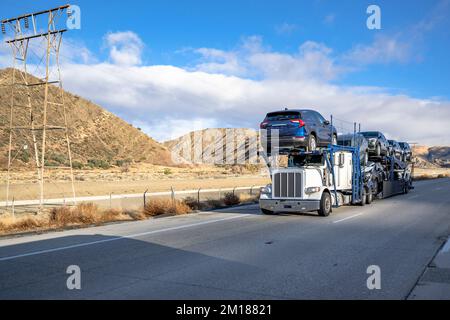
[164, 128, 259, 166]
[0, 68, 173, 169]
[413, 145, 450, 168]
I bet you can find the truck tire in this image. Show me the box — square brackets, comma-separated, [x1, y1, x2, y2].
[359, 190, 366, 206]
[375, 144, 381, 157]
[261, 208, 275, 215]
[403, 182, 409, 194]
[366, 188, 373, 204]
[318, 192, 332, 217]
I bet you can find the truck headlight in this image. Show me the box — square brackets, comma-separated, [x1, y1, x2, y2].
[260, 185, 272, 194]
[305, 186, 321, 194]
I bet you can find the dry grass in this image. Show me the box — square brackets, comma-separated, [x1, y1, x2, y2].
[238, 193, 259, 204]
[0, 203, 132, 236]
[0, 215, 44, 234]
[49, 203, 129, 226]
[143, 198, 192, 217]
[0, 192, 260, 236]
[413, 173, 449, 181]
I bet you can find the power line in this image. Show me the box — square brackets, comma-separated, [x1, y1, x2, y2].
[1, 5, 76, 213]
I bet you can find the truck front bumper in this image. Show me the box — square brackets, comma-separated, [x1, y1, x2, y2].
[259, 199, 320, 213]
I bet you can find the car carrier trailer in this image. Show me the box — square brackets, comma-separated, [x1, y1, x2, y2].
[259, 143, 413, 216]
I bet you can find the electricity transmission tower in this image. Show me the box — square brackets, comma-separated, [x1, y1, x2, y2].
[1, 5, 76, 212]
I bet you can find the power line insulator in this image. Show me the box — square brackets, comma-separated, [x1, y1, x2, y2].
[24, 17, 29, 29]
[1, 23, 5, 34]
[67, 6, 72, 16]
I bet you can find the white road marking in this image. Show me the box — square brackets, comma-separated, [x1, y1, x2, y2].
[332, 213, 364, 224]
[0, 214, 250, 262]
[434, 187, 443, 191]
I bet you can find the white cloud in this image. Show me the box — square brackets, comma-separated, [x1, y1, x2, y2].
[1, 31, 449, 146]
[105, 31, 143, 66]
[344, 34, 413, 66]
[192, 37, 341, 82]
[60, 56, 450, 145]
[275, 23, 298, 35]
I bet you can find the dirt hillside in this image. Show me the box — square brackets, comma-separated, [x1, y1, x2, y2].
[0, 68, 173, 169]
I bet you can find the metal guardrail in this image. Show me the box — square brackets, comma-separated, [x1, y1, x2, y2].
[0, 186, 265, 210]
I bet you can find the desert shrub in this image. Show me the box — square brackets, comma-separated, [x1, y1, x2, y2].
[183, 196, 199, 210]
[143, 198, 191, 217]
[71, 161, 83, 170]
[0, 215, 44, 234]
[205, 199, 225, 209]
[50, 203, 127, 226]
[163, 168, 172, 175]
[44, 159, 59, 167]
[223, 192, 240, 206]
[49, 153, 66, 164]
[18, 150, 31, 163]
[116, 159, 132, 167]
[87, 159, 110, 169]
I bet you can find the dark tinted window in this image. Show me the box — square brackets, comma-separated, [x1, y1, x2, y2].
[266, 111, 300, 121]
[337, 136, 353, 146]
[301, 111, 316, 122]
[289, 154, 324, 166]
[361, 131, 380, 138]
[314, 112, 327, 124]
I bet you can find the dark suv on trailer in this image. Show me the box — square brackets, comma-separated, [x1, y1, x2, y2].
[398, 142, 412, 162]
[360, 131, 389, 157]
[260, 109, 337, 152]
[388, 140, 403, 160]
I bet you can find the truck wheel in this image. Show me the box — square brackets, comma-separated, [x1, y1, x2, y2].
[375, 144, 381, 157]
[366, 188, 373, 204]
[372, 179, 379, 199]
[360, 190, 366, 206]
[318, 192, 332, 217]
[261, 208, 275, 215]
[308, 135, 317, 152]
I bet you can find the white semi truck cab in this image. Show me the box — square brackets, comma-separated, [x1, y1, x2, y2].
[259, 148, 360, 216]
[259, 144, 413, 217]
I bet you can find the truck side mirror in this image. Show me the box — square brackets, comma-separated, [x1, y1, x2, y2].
[323, 120, 330, 125]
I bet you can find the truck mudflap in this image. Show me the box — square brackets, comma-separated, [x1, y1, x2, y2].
[382, 179, 407, 198]
[259, 199, 320, 213]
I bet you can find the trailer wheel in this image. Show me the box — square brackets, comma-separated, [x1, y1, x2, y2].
[318, 192, 332, 217]
[403, 182, 409, 194]
[375, 144, 381, 157]
[261, 208, 275, 215]
[366, 188, 373, 204]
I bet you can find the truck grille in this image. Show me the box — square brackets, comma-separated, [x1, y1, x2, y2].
[273, 172, 302, 198]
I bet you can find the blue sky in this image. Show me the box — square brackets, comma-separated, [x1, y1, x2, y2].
[1, 0, 449, 144]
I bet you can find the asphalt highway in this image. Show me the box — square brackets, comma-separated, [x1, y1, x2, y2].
[0, 178, 449, 299]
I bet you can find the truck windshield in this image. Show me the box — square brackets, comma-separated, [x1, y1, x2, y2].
[289, 154, 324, 166]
